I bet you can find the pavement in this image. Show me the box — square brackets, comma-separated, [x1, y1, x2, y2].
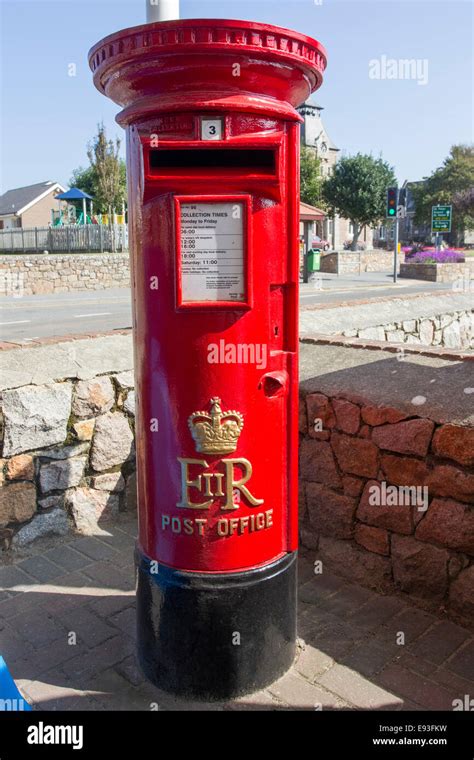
[0, 274, 456, 342]
[0, 517, 473, 711]
[299, 272, 454, 307]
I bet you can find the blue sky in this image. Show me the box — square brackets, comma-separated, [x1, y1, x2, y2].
[0, 0, 472, 194]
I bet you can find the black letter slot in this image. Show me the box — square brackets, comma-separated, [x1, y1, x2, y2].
[149, 148, 276, 174]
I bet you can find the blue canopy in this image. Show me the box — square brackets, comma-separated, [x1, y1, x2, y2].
[55, 187, 93, 200]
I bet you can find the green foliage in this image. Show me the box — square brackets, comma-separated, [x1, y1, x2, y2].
[69, 123, 127, 214]
[300, 147, 323, 207]
[322, 153, 396, 249]
[69, 165, 96, 198]
[412, 145, 474, 238]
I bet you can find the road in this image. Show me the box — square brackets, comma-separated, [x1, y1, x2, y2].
[0, 290, 132, 343]
[0, 274, 455, 342]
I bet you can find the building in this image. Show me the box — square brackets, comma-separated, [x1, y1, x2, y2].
[0, 181, 66, 229]
[297, 99, 374, 250]
[299, 200, 326, 241]
[298, 101, 339, 179]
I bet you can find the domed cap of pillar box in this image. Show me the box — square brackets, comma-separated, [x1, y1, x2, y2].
[88, 18, 327, 125]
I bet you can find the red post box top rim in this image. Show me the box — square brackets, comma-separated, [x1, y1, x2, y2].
[89, 18, 327, 96]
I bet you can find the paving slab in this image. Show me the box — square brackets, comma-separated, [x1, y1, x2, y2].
[0, 518, 472, 711]
[0, 333, 133, 390]
[300, 343, 473, 425]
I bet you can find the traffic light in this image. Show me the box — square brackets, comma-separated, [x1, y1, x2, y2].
[387, 187, 398, 218]
[398, 188, 407, 209]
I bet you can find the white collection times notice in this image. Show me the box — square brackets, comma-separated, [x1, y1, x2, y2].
[180, 202, 245, 302]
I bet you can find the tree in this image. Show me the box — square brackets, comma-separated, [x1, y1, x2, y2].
[69, 123, 127, 214]
[69, 165, 96, 199]
[300, 147, 323, 207]
[453, 187, 474, 215]
[411, 145, 474, 242]
[322, 154, 396, 250]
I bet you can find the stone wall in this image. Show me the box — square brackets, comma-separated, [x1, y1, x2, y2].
[299, 389, 474, 628]
[2, 334, 472, 628]
[320, 250, 405, 274]
[0, 334, 136, 548]
[0, 253, 130, 296]
[400, 261, 474, 283]
[342, 310, 474, 351]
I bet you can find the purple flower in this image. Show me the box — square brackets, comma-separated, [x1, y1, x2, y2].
[406, 249, 465, 264]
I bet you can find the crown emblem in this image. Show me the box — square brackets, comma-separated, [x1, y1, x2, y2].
[188, 397, 244, 455]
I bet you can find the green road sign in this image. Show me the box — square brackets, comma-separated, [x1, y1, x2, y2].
[431, 205, 452, 233]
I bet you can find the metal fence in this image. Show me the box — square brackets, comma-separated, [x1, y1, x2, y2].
[0, 224, 129, 254]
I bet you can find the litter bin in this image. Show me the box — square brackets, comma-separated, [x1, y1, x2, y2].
[308, 248, 321, 272]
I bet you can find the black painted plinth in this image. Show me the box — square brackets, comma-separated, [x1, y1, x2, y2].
[135, 549, 297, 701]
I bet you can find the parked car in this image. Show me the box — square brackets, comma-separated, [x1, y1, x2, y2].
[311, 235, 331, 251]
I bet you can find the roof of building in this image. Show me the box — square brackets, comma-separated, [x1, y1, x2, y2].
[299, 96, 324, 110]
[0, 181, 65, 216]
[300, 201, 326, 221]
[298, 101, 339, 152]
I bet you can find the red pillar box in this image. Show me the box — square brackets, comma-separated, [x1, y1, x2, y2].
[89, 18, 326, 700]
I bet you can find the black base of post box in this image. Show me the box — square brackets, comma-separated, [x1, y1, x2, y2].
[135, 548, 297, 701]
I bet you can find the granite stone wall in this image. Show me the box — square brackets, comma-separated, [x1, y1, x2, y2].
[320, 250, 406, 274]
[0, 370, 137, 548]
[0, 253, 130, 296]
[342, 310, 474, 351]
[1, 334, 472, 627]
[400, 261, 474, 283]
[299, 390, 474, 628]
